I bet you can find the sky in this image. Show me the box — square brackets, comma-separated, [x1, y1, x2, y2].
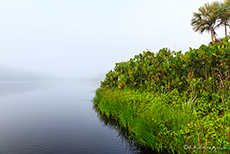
[0, 0, 228, 81]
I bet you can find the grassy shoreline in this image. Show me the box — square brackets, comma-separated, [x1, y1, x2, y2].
[93, 87, 230, 154]
[94, 40, 230, 153]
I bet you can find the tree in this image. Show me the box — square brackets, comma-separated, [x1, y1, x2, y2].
[217, 0, 230, 37]
[191, 2, 220, 41]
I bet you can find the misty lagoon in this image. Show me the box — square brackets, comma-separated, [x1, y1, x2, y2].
[0, 80, 142, 154]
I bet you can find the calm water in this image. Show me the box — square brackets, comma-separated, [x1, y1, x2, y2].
[0, 80, 139, 154]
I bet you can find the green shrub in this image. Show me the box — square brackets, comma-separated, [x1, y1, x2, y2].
[95, 38, 230, 153]
[101, 37, 230, 98]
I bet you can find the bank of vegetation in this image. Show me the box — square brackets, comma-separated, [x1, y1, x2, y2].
[94, 39, 230, 153]
[94, 1, 230, 154]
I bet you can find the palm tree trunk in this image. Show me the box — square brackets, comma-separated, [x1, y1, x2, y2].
[225, 23, 227, 37]
[210, 28, 214, 42]
[211, 27, 216, 41]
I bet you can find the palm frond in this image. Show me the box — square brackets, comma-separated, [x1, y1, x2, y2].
[191, 2, 220, 40]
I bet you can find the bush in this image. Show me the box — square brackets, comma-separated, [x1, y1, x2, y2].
[101, 37, 230, 98]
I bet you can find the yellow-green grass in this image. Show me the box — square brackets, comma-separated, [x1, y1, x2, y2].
[93, 87, 230, 154]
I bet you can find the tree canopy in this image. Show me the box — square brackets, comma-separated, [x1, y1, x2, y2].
[191, 0, 230, 41]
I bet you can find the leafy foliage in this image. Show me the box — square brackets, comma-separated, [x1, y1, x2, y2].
[96, 38, 230, 153]
[101, 37, 230, 99]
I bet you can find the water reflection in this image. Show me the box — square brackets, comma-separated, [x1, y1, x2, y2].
[93, 105, 171, 154]
[0, 81, 134, 154]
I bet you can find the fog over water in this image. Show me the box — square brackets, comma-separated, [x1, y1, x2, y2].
[0, 0, 227, 80]
[0, 1, 229, 153]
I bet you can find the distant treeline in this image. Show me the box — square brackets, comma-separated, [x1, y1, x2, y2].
[0, 66, 48, 80]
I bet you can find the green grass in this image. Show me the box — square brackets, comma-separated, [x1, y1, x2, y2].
[93, 87, 230, 154]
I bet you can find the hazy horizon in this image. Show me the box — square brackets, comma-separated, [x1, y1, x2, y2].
[0, 0, 227, 81]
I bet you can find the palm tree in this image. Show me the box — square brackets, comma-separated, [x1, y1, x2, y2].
[217, 0, 230, 37]
[191, 2, 220, 41]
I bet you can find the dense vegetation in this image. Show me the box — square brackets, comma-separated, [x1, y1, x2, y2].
[94, 1, 230, 153]
[94, 39, 230, 153]
[101, 38, 230, 98]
